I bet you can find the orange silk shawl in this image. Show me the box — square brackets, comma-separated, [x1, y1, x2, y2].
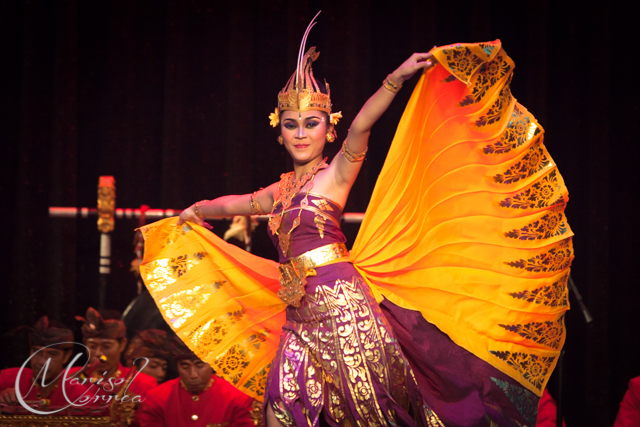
[140, 40, 572, 401]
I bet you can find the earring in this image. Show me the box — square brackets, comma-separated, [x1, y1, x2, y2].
[277, 135, 284, 145]
[326, 132, 335, 143]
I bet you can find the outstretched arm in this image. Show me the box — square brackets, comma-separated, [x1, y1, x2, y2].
[332, 52, 436, 187]
[177, 182, 277, 227]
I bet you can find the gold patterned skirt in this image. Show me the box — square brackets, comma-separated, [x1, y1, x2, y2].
[264, 262, 435, 427]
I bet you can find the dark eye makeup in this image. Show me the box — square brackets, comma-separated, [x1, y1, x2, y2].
[283, 116, 322, 130]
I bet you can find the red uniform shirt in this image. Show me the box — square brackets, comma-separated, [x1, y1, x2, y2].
[67, 363, 157, 406]
[535, 388, 566, 427]
[0, 367, 90, 409]
[615, 376, 640, 427]
[138, 375, 254, 427]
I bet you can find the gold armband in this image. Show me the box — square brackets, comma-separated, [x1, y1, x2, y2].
[341, 140, 367, 162]
[250, 191, 266, 215]
[382, 75, 402, 93]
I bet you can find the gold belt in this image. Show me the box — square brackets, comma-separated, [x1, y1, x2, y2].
[277, 242, 349, 307]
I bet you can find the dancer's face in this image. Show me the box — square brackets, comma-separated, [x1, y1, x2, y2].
[280, 110, 331, 165]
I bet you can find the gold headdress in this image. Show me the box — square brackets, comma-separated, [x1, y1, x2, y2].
[269, 11, 341, 128]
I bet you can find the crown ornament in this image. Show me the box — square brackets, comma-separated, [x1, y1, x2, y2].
[269, 11, 341, 128]
[278, 46, 332, 114]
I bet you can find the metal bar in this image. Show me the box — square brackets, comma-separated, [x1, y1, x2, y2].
[49, 207, 367, 223]
[98, 234, 111, 310]
[568, 275, 594, 324]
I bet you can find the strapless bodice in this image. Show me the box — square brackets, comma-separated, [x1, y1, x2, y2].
[267, 193, 347, 263]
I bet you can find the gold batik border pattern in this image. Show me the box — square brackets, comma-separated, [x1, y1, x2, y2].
[214, 329, 271, 386]
[143, 252, 206, 292]
[508, 274, 569, 307]
[489, 350, 555, 392]
[440, 74, 458, 84]
[474, 75, 513, 128]
[272, 276, 423, 426]
[141, 222, 192, 248]
[160, 281, 226, 328]
[440, 45, 485, 84]
[498, 315, 565, 350]
[504, 208, 568, 241]
[504, 238, 573, 273]
[493, 142, 551, 185]
[188, 308, 246, 359]
[483, 105, 542, 155]
[243, 363, 270, 398]
[462, 55, 512, 107]
[499, 169, 565, 210]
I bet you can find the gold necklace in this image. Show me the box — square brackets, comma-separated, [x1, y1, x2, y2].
[269, 159, 328, 257]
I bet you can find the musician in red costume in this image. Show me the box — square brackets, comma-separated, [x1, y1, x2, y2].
[67, 308, 156, 406]
[138, 336, 258, 427]
[535, 388, 566, 427]
[124, 329, 172, 384]
[0, 317, 89, 409]
[614, 376, 640, 427]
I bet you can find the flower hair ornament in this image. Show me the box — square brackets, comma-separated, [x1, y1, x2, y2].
[268, 11, 342, 140]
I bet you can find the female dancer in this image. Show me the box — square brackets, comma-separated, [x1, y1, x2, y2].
[177, 45, 437, 425]
[142, 16, 572, 427]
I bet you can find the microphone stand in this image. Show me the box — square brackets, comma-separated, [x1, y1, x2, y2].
[556, 274, 593, 427]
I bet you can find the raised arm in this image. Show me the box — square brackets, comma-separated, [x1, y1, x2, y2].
[177, 182, 277, 227]
[331, 52, 436, 187]
[349, 52, 436, 151]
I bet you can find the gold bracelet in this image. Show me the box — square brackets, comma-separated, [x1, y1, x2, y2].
[250, 191, 265, 215]
[382, 75, 402, 93]
[341, 140, 367, 162]
[193, 200, 210, 219]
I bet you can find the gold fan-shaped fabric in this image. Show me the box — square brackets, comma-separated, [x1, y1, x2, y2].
[139, 220, 285, 400]
[351, 40, 573, 396]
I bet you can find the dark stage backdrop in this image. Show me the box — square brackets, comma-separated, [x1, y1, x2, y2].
[1, 1, 636, 425]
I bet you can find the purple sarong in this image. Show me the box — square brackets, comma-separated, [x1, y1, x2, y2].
[264, 194, 539, 426]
